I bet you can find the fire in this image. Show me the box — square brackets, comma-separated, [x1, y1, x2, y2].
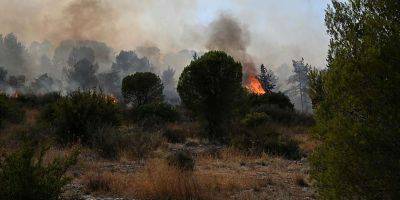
[245, 75, 265, 95]
[10, 91, 20, 98]
[107, 95, 118, 104]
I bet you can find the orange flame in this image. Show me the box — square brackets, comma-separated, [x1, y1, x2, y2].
[106, 95, 118, 104]
[245, 75, 265, 95]
[10, 91, 20, 98]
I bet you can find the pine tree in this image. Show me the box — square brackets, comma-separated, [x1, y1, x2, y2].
[286, 58, 311, 113]
[259, 64, 277, 93]
[310, 0, 400, 198]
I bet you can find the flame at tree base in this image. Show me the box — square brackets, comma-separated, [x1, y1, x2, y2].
[245, 75, 265, 95]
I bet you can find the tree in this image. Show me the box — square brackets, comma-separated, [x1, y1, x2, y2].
[286, 58, 311, 113]
[259, 64, 278, 93]
[0, 66, 7, 83]
[67, 46, 95, 67]
[177, 51, 242, 141]
[308, 68, 326, 110]
[67, 59, 99, 90]
[162, 67, 180, 104]
[112, 50, 151, 74]
[121, 72, 163, 107]
[310, 0, 400, 199]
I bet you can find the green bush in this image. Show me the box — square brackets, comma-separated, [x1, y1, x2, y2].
[241, 112, 270, 128]
[91, 125, 122, 160]
[163, 128, 187, 144]
[50, 90, 121, 145]
[231, 125, 302, 160]
[166, 150, 195, 171]
[248, 92, 294, 111]
[0, 94, 25, 127]
[0, 143, 79, 200]
[133, 102, 180, 128]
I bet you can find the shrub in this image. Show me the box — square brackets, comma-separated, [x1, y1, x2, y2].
[14, 92, 61, 107]
[119, 131, 162, 160]
[166, 150, 195, 171]
[0, 94, 25, 127]
[241, 112, 270, 128]
[91, 125, 122, 160]
[122, 72, 163, 107]
[231, 125, 302, 160]
[0, 143, 79, 200]
[248, 92, 294, 111]
[133, 102, 180, 128]
[177, 51, 242, 141]
[163, 128, 187, 144]
[50, 90, 120, 145]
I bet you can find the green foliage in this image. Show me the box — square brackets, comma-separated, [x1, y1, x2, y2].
[166, 150, 195, 171]
[0, 143, 79, 200]
[308, 68, 326, 109]
[133, 102, 180, 128]
[248, 92, 294, 111]
[121, 72, 163, 107]
[231, 125, 302, 160]
[0, 94, 24, 127]
[163, 127, 187, 144]
[177, 51, 242, 141]
[311, 1, 400, 199]
[49, 90, 120, 145]
[15, 92, 61, 108]
[241, 112, 270, 128]
[91, 125, 122, 160]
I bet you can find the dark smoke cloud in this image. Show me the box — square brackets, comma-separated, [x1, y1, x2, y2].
[205, 14, 258, 83]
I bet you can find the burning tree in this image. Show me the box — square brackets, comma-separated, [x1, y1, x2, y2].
[259, 64, 278, 93]
[286, 58, 311, 113]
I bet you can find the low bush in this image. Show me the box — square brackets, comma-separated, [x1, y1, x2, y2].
[133, 102, 180, 128]
[14, 92, 61, 107]
[166, 150, 195, 171]
[48, 90, 121, 145]
[231, 125, 302, 160]
[0, 94, 25, 127]
[163, 127, 187, 143]
[241, 112, 270, 128]
[0, 143, 79, 200]
[92, 125, 122, 160]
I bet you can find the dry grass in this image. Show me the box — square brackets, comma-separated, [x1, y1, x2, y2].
[80, 158, 268, 200]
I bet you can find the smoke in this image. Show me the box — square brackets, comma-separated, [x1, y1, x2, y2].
[0, 0, 330, 99]
[205, 13, 262, 93]
[206, 14, 250, 63]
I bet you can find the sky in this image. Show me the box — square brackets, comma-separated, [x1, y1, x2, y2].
[0, 0, 331, 69]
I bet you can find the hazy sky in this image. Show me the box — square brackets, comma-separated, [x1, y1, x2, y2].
[0, 0, 331, 69]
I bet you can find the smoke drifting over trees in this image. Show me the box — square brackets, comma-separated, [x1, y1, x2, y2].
[0, 0, 329, 111]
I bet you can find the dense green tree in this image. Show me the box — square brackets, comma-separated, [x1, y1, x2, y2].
[308, 68, 326, 110]
[177, 51, 242, 141]
[121, 72, 163, 107]
[310, 0, 400, 199]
